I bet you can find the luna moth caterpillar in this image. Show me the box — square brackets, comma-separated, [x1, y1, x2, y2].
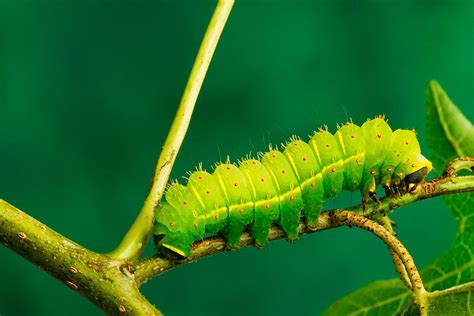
[153, 116, 432, 257]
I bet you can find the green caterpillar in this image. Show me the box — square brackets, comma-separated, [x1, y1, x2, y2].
[153, 116, 432, 257]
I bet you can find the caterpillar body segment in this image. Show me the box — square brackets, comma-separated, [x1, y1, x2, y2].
[154, 117, 433, 257]
[214, 163, 255, 247]
[239, 159, 280, 247]
[283, 140, 324, 228]
[333, 123, 366, 191]
[310, 130, 345, 199]
[187, 171, 227, 234]
[260, 150, 304, 241]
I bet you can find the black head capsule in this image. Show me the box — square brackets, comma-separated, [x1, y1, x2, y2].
[401, 167, 429, 193]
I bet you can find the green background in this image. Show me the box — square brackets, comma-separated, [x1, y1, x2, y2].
[0, 1, 473, 315]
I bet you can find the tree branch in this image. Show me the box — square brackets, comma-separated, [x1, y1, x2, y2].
[109, 0, 235, 261]
[380, 216, 414, 291]
[331, 210, 427, 310]
[133, 158, 474, 285]
[0, 199, 162, 315]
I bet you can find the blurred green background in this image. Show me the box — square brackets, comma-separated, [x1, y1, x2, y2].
[0, 0, 473, 315]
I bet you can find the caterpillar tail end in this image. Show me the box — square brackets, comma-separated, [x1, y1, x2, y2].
[154, 234, 192, 259]
[153, 224, 192, 259]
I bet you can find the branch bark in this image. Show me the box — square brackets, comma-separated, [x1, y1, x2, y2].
[0, 199, 161, 315]
[331, 211, 427, 311]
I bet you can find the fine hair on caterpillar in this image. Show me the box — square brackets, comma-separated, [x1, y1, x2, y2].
[153, 116, 433, 257]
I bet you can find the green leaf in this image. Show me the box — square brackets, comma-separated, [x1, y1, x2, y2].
[401, 282, 474, 316]
[426, 80, 474, 173]
[426, 80, 474, 227]
[323, 280, 411, 315]
[323, 81, 474, 315]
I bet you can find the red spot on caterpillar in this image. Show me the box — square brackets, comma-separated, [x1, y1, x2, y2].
[265, 203, 270, 208]
[239, 208, 244, 213]
[331, 168, 336, 173]
[198, 175, 203, 180]
[310, 182, 315, 187]
[234, 182, 238, 187]
[281, 169, 286, 174]
[386, 167, 392, 173]
[214, 214, 219, 219]
[405, 141, 409, 145]
[293, 142, 298, 146]
[355, 159, 360, 165]
[260, 177, 265, 182]
[370, 169, 376, 175]
[226, 165, 231, 170]
[289, 195, 294, 201]
[183, 200, 188, 205]
[377, 133, 382, 139]
[271, 153, 276, 158]
[193, 223, 198, 228]
[412, 164, 416, 168]
[170, 222, 175, 227]
[325, 144, 330, 148]
[351, 135, 355, 139]
[252, 160, 257, 164]
[206, 190, 211, 195]
[332, 156, 337, 163]
[302, 156, 307, 161]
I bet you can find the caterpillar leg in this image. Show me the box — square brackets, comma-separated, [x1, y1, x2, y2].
[250, 197, 280, 247]
[361, 190, 380, 213]
[279, 191, 304, 240]
[300, 177, 324, 229]
[362, 198, 368, 213]
[369, 191, 382, 204]
[250, 205, 272, 247]
[360, 176, 377, 213]
[394, 185, 402, 197]
[383, 184, 398, 197]
[224, 204, 254, 248]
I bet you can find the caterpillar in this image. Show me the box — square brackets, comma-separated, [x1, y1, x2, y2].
[153, 116, 432, 257]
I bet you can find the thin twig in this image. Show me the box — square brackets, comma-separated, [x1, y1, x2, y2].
[109, 0, 235, 261]
[331, 211, 427, 308]
[380, 217, 413, 291]
[428, 280, 474, 298]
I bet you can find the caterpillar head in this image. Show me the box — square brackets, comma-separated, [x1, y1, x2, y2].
[395, 153, 433, 192]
